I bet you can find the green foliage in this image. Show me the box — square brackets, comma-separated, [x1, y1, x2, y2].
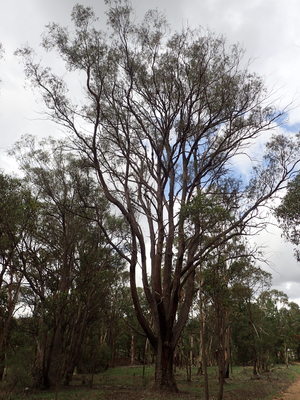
[9, 1, 300, 394]
[5, 318, 35, 388]
[78, 342, 111, 374]
[182, 191, 232, 225]
[4, 136, 129, 388]
[276, 173, 300, 259]
[0, 172, 36, 257]
[6, 345, 34, 388]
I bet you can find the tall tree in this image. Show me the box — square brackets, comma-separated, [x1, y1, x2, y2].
[17, 2, 300, 391]
[201, 239, 270, 400]
[276, 172, 300, 260]
[0, 173, 35, 380]
[11, 136, 126, 388]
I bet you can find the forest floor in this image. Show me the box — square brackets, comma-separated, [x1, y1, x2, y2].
[1, 364, 300, 400]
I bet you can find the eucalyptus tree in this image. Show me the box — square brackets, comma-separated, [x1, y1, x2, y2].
[276, 172, 300, 259]
[231, 286, 296, 375]
[12, 136, 126, 388]
[0, 173, 35, 380]
[254, 290, 289, 372]
[276, 174, 300, 363]
[16, 2, 300, 391]
[276, 301, 300, 366]
[200, 238, 270, 400]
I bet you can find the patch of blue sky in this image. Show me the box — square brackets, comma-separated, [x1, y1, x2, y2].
[283, 121, 300, 134]
[271, 108, 300, 134]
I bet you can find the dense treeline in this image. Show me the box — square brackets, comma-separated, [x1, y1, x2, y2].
[1, 138, 300, 398]
[1, 137, 128, 388]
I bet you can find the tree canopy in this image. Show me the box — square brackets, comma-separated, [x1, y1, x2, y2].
[11, 1, 300, 394]
[276, 172, 300, 260]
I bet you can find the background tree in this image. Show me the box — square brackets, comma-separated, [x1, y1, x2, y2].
[11, 136, 126, 388]
[17, 2, 300, 392]
[276, 171, 300, 260]
[0, 173, 35, 380]
[275, 167, 300, 367]
[201, 240, 270, 400]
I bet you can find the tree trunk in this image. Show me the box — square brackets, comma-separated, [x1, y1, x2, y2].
[186, 335, 193, 382]
[197, 328, 203, 376]
[284, 343, 289, 368]
[216, 307, 227, 400]
[154, 340, 178, 392]
[0, 350, 5, 381]
[203, 347, 209, 400]
[33, 320, 63, 389]
[48, 325, 64, 387]
[224, 325, 231, 379]
[32, 328, 52, 389]
[61, 311, 89, 385]
[253, 356, 259, 376]
[142, 338, 148, 378]
[130, 334, 136, 365]
[32, 346, 51, 390]
[199, 290, 209, 400]
[217, 351, 225, 400]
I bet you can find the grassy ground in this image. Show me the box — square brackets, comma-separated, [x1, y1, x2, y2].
[1, 363, 300, 400]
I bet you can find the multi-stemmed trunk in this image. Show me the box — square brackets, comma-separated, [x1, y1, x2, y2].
[32, 317, 63, 389]
[32, 305, 88, 389]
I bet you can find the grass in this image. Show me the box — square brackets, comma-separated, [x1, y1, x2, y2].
[1, 363, 300, 400]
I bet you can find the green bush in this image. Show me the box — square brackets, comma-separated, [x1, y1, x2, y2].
[77, 342, 111, 374]
[6, 345, 34, 388]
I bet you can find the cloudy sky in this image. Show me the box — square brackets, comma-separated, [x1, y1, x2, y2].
[1, 0, 300, 302]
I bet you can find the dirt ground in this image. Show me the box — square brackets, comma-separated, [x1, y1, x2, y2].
[273, 377, 300, 400]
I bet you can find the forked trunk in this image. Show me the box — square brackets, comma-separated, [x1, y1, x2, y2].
[154, 341, 178, 392]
